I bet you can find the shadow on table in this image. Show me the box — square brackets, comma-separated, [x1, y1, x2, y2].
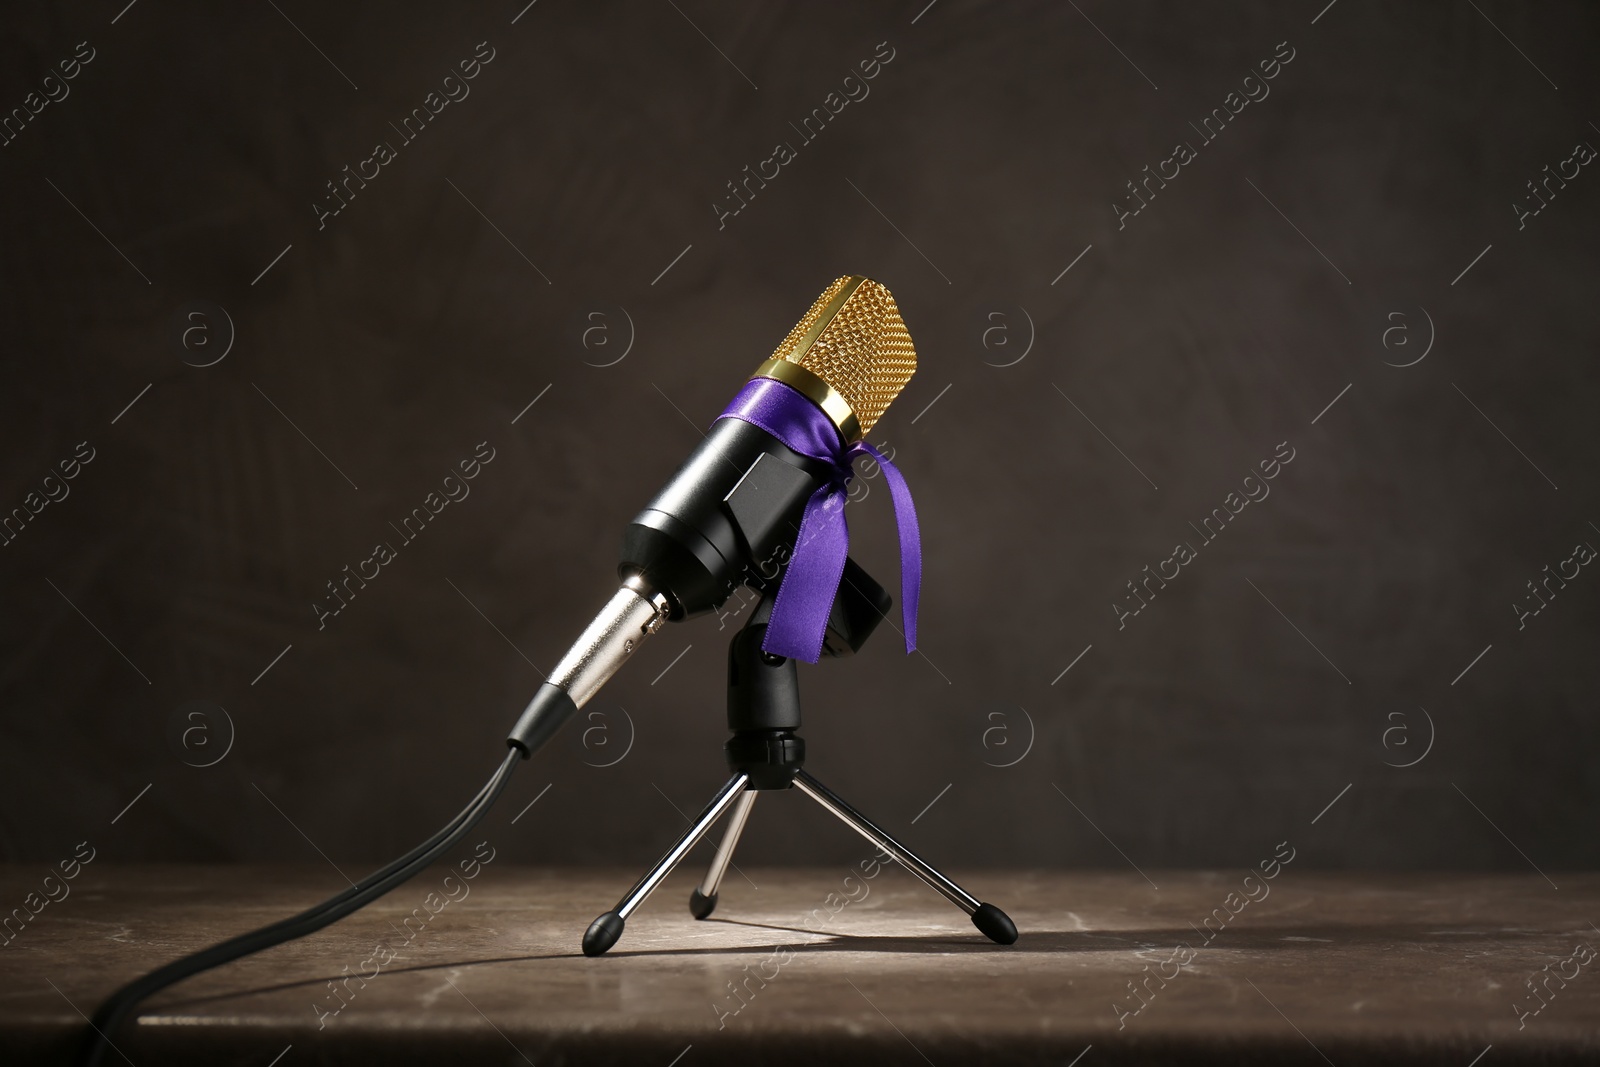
[151, 917, 1504, 1012]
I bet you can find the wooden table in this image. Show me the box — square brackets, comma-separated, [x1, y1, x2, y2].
[3, 865, 1596, 1064]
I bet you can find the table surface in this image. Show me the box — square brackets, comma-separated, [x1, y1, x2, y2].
[3, 864, 1597, 1065]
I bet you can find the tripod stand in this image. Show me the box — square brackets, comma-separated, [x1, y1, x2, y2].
[581, 577, 1018, 956]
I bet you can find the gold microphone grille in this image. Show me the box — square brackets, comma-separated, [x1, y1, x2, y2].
[766, 275, 917, 437]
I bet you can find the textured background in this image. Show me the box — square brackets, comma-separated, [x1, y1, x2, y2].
[1, 0, 1595, 881]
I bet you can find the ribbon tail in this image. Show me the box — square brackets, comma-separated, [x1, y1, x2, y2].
[762, 483, 849, 664]
[860, 444, 921, 653]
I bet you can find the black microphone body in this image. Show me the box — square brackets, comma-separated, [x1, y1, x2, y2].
[623, 415, 833, 620]
[507, 407, 852, 756]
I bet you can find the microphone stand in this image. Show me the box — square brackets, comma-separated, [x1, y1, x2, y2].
[580, 562, 1018, 956]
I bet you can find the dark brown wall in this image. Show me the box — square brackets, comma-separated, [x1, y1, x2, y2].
[2, 1, 1596, 877]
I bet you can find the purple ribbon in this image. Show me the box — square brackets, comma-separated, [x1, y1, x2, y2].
[718, 377, 921, 663]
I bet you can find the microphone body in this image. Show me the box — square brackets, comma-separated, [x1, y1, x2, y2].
[509, 275, 916, 755]
[623, 414, 833, 619]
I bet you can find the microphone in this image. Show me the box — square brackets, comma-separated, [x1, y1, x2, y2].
[78, 276, 923, 1064]
[507, 274, 919, 757]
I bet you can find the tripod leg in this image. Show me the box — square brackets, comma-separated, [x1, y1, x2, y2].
[690, 789, 758, 919]
[792, 770, 1018, 945]
[582, 772, 751, 956]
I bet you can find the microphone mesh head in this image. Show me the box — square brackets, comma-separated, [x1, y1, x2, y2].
[766, 275, 917, 436]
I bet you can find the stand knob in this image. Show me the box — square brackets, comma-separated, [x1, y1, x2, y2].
[971, 902, 1018, 945]
[582, 911, 626, 956]
[689, 888, 718, 919]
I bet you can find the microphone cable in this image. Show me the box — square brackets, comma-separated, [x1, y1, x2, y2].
[81, 747, 522, 1067]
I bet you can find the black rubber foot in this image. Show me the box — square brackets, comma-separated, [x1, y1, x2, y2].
[689, 888, 718, 920]
[971, 902, 1018, 945]
[582, 911, 625, 956]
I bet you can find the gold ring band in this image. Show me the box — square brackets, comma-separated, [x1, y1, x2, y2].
[750, 357, 862, 443]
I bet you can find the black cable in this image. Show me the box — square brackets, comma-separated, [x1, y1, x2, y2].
[81, 748, 522, 1067]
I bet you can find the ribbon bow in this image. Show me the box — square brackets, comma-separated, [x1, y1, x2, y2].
[718, 377, 921, 663]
